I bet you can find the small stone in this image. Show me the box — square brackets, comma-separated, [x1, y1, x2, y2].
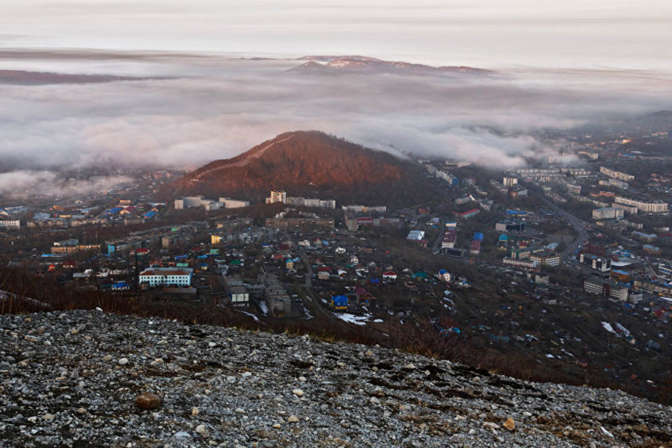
[287, 415, 300, 423]
[135, 392, 162, 410]
[118, 358, 129, 366]
[235, 408, 245, 414]
[43, 413, 56, 421]
[483, 422, 500, 430]
[76, 408, 87, 415]
[191, 407, 199, 416]
[272, 423, 282, 429]
[503, 417, 515, 431]
[195, 424, 209, 437]
[292, 388, 304, 398]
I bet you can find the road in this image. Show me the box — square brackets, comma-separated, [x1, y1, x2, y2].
[541, 198, 589, 261]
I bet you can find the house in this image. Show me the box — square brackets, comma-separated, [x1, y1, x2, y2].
[317, 267, 331, 280]
[112, 281, 130, 291]
[355, 287, 374, 304]
[455, 208, 480, 219]
[584, 276, 629, 301]
[406, 230, 425, 241]
[230, 285, 250, 307]
[331, 295, 348, 311]
[442, 230, 457, 249]
[382, 271, 398, 281]
[265, 191, 287, 204]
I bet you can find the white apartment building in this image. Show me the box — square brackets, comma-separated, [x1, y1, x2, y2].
[139, 267, 193, 287]
[502, 177, 518, 187]
[614, 196, 668, 214]
[219, 198, 250, 209]
[592, 207, 625, 220]
[600, 166, 635, 182]
[0, 220, 21, 230]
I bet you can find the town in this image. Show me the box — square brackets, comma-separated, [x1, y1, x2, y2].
[1, 124, 671, 404]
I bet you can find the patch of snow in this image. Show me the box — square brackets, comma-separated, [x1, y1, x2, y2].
[373, 319, 383, 323]
[334, 313, 371, 326]
[601, 322, 616, 334]
[240, 311, 259, 322]
[258, 300, 268, 316]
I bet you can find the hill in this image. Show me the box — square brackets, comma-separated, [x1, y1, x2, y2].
[290, 55, 494, 76]
[175, 131, 437, 205]
[2, 310, 671, 447]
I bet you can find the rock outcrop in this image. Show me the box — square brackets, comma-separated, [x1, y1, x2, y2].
[1, 310, 671, 447]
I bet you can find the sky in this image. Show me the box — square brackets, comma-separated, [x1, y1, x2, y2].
[2, 0, 672, 70]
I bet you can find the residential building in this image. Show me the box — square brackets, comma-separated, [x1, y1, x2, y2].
[407, 230, 426, 241]
[285, 197, 336, 209]
[614, 196, 668, 214]
[0, 220, 20, 230]
[342, 205, 387, 214]
[502, 258, 538, 270]
[592, 207, 624, 220]
[502, 177, 518, 187]
[454, 208, 480, 219]
[598, 178, 629, 190]
[139, 267, 193, 287]
[612, 203, 638, 215]
[579, 253, 611, 272]
[530, 253, 561, 267]
[230, 285, 250, 307]
[584, 276, 629, 301]
[219, 198, 250, 209]
[600, 166, 635, 182]
[265, 191, 287, 204]
[441, 230, 457, 249]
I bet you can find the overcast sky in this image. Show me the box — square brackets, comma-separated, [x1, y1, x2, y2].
[2, 1, 672, 70]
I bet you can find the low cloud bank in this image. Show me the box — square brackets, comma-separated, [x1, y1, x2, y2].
[0, 53, 670, 176]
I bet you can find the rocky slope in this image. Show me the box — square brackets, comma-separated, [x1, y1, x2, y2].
[1, 310, 671, 447]
[175, 131, 434, 204]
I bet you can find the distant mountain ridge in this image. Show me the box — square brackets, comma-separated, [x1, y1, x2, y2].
[290, 55, 493, 76]
[174, 131, 436, 205]
[0, 70, 152, 85]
